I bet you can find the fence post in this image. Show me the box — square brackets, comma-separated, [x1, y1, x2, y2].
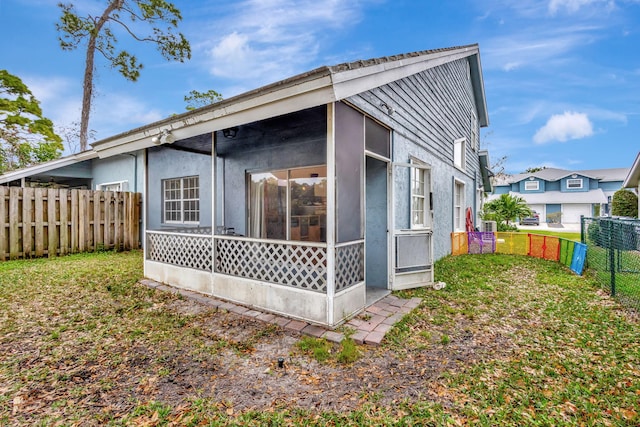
[609, 220, 616, 296]
[580, 215, 584, 244]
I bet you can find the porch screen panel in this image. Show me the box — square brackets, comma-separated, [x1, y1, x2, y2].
[335, 102, 364, 243]
[365, 117, 390, 158]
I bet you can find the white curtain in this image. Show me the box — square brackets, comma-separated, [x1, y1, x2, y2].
[250, 179, 265, 238]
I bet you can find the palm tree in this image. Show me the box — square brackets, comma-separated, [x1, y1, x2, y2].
[483, 194, 532, 226]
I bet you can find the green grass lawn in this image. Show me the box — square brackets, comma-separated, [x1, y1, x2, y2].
[519, 229, 582, 242]
[1, 251, 639, 426]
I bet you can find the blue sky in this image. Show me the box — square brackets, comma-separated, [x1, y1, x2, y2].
[1, 0, 639, 173]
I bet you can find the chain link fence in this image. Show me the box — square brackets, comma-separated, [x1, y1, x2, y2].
[581, 217, 640, 310]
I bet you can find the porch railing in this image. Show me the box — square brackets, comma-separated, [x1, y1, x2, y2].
[146, 229, 364, 294]
[215, 236, 328, 292]
[146, 230, 213, 271]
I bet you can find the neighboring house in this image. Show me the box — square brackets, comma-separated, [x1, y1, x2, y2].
[623, 152, 640, 214]
[23, 44, 491, 327]
[0, 149, 145, 193]
[491, 167, 630, 223]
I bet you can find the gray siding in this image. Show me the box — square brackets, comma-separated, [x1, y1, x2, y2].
[346, 58, 482, 260]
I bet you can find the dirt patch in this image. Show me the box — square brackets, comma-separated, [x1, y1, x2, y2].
[2, 277, 518, 424]
[128, 297, 515, 414]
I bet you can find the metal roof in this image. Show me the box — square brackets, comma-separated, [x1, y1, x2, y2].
[91, 44, 488, 159]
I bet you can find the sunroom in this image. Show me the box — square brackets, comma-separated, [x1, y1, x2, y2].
[140, 97, 435, 327]
[93, 45, 489, 327]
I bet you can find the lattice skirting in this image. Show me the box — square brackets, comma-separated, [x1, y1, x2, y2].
[146, 232, 364, 294]
[215, 238, 328, 293]
[147, 232, 213, 272]
[335, 242, 364, 291]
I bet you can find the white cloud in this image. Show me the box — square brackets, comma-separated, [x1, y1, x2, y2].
[548, 0, 615, 15]
[533, 111, 594, 143]
[503, 62, 522, 71]
[200, 0, 371, 89]
[22, 75, 74, 105]
[483, 26, 600, 72]
[93, 92, 164, 131]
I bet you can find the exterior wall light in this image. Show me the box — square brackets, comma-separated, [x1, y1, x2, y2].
[151, 129, 175, 145]
[380, 102, 394, 115]
[223, 127, 239, 138]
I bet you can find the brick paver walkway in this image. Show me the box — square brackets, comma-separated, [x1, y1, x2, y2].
[138, 279, 421, 346]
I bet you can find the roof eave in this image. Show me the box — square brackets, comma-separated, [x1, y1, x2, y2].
[92, 68, 336, 158]
[478, 150, 493, 192]
[0, 150, 98, 185]
[623, 152, 640, 188]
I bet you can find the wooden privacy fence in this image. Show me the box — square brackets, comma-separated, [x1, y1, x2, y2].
[0, 187, 141, 261]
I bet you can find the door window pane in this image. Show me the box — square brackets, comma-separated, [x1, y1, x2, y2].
[249, 170, 287, 239]
[248, 166, 326, 242]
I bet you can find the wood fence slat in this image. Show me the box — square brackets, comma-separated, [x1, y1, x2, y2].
[22, 187, 34, 258]
[71, 190, 78, 253]
[78, 190, 87, 252]
[94, 190, 102, 251]
[103, 192, 111, 249]
[34, 188, 44, 257]
[124, 192, 131, 250]
[114, 192, 121, 251]
[59, 189, 68, 256]
[0, 187, 7, 261]
[133, 193, 141, 248]
[47, 188, 58, 257]
[9, 187, 21, 259]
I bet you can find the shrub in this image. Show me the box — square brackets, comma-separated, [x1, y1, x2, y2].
[611, 189, 638, 218]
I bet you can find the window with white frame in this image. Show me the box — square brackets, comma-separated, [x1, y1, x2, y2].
[98, 180, 128, 191]
[163, 176, 199, 224]
[525, 181, 539, 191]
[454, 137, 466, 170]
[454, 179, 465, 231]
[567, 178, 583, 189]
[410, 159, 431, 229]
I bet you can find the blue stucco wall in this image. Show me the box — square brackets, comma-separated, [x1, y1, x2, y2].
[147, 147, 212, 230]
[91, 150, 145, 193]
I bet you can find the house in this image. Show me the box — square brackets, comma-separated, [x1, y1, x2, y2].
[491, 167, 630, 223]
[85, 44, 488, 327]
[623, 152, 640, 214]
